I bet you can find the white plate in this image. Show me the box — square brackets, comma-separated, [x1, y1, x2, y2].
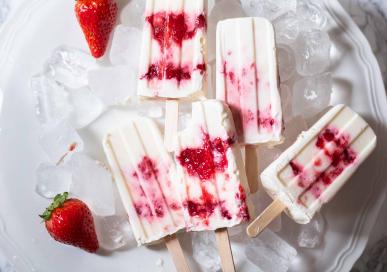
[0, 0, 386, 271]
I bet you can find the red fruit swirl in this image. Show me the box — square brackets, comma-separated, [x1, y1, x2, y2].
[177, 133, 233, 181]
[178, 132, 249, 223]
[131, 156, 166, 220]
[146, 12, 206, 49]
[293, 127, 357, 201]
[142, 11, 207, 85]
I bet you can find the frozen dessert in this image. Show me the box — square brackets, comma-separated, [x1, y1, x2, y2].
[174, 100, 252, 231]
[216, 17, 282, 145]
[138, 0, 207, 99]
[103, 117, 186, 245]
[247, 105, 377, 237]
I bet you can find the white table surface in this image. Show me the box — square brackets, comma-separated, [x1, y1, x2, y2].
[0, 0, 386, 271]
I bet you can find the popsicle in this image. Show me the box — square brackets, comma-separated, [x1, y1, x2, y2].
[138, 0, 208, 150]
[103, 117, 190, 271]
[175, 100, 252, 271]
[247, 105, 377, 237]
[216, 17, 283, 192]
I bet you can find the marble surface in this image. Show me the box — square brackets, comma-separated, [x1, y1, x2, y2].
[0, 0, 386, 271]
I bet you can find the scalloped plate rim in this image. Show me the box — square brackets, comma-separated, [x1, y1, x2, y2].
[0, 0, 386, 271]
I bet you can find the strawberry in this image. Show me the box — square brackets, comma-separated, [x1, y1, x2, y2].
[40, 192, 99, 253]
[75, 0, 118, 58]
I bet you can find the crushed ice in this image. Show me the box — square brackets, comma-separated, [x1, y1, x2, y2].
[192, 231, 222, 272]
[245, 229, 298, 272]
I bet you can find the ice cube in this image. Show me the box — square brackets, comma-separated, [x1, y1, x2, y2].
[35, 163, 72, 199]
[297, 212, 325, 248]
[45, 46, 98, 89]
[240, 0, 297, 20]
[277, 45, 296, 82]
[208, 0, 246, 62]
[297, 1, 327, 31]
[94, 215, 136, 251]
[192, 231, 221, 272]
[31, 74, 73, 126]
[109, 25, 142, 69]
[245, 229, 297, 272]
[88, 66, 136, 106]
[32, 74, 104, 128]
[294, 30, 331, 76]
[0, 0, 10, 24]
[39, 120, 84, 163]
[292, 73, 332, 118]
[258, 230, 297, 259]
[67, 86, 105, 129]
[120, 0, 146, 29]
[68, 154, 115, 216]
[273, 12, 299, 44]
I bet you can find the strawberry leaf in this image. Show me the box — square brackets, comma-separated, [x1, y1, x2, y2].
[39, 192, 69, 221]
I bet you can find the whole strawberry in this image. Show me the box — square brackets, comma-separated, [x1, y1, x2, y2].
[40, 192, 99, 253]
[75, 0, 118, 58]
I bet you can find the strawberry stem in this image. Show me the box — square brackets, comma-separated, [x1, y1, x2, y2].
[39, 192, 69, 221]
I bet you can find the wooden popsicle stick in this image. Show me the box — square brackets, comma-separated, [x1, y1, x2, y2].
[164, 100, 179, 152]
[165, 234, 191, 272]
[215, 228, 236, 272]
[246, 199, 286, 237]
[245, 145, 259, 194]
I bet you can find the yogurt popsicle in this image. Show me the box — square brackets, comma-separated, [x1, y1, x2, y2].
[247, 105, 377, 237]
[103, 117, 186, 245]
[175, 99, 251, 271]
[216, 17, 282, 145]
[138, 0, 207, 99]
[175, 100, 251, 231]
